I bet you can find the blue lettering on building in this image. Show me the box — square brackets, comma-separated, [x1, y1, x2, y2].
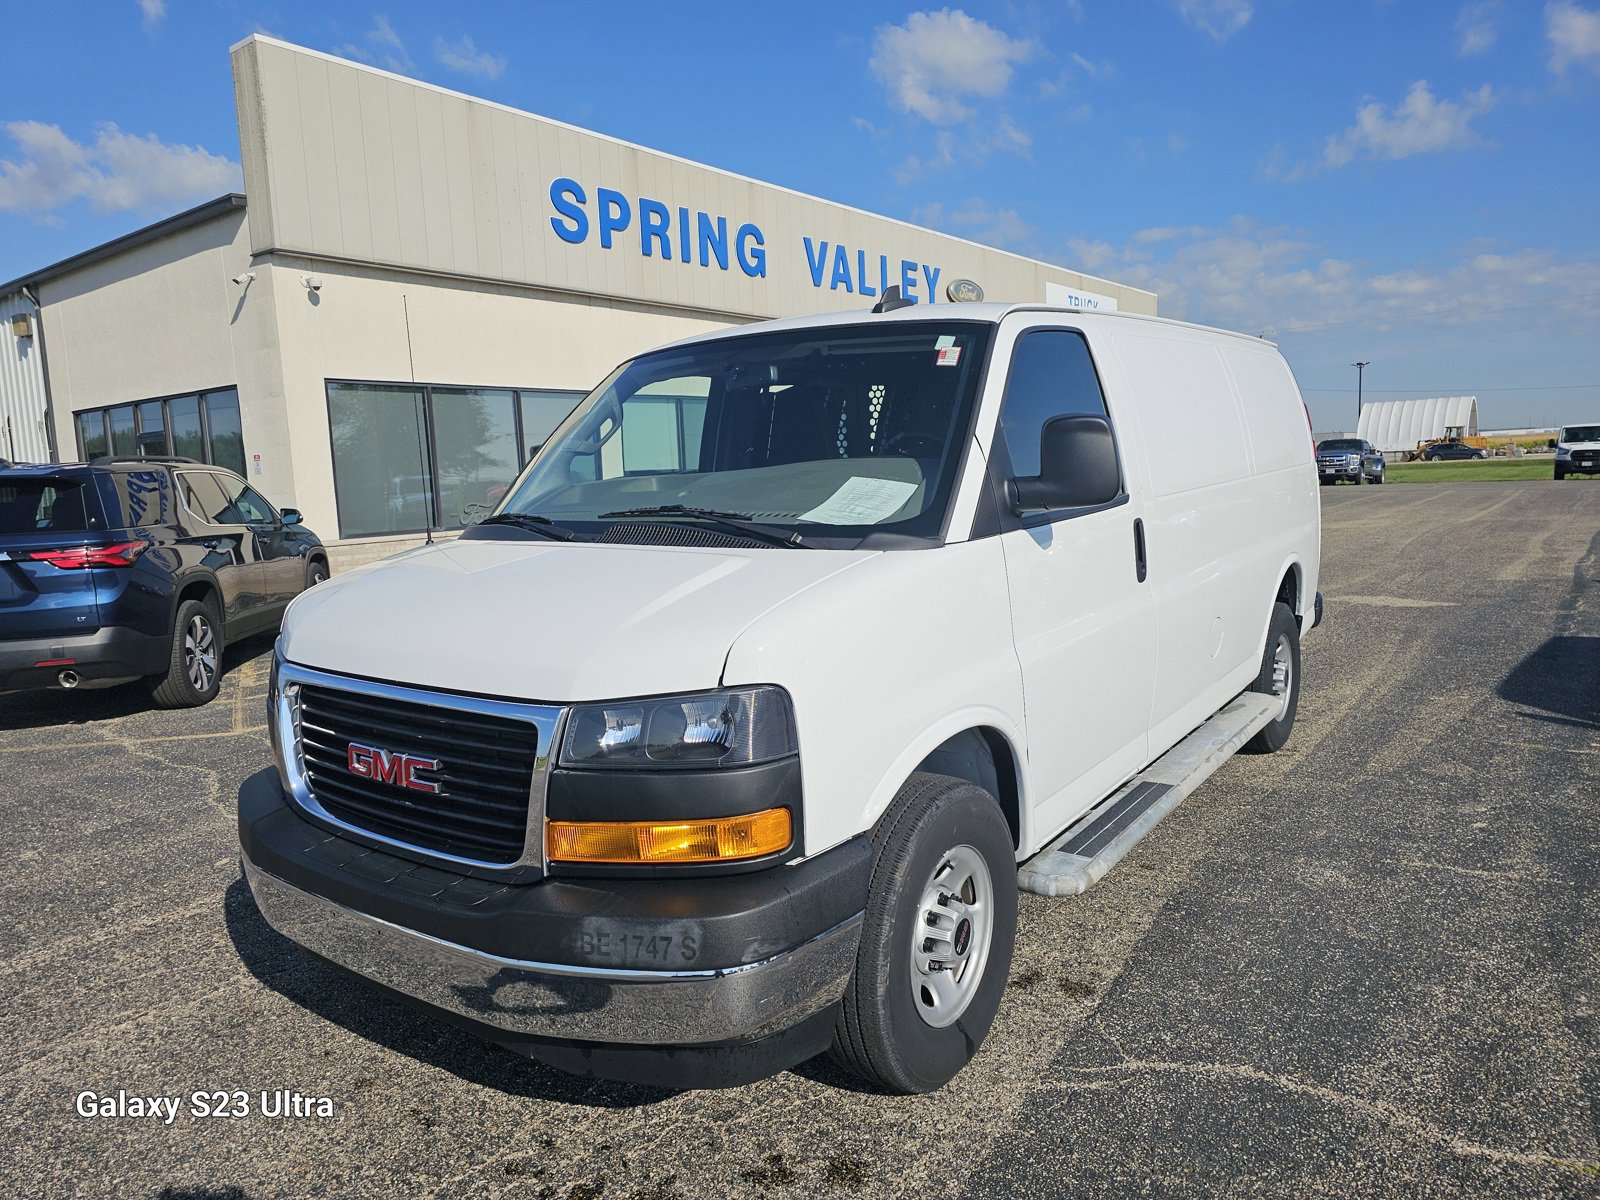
[548, 177, 765, 278]
[550, 178, 942, 297]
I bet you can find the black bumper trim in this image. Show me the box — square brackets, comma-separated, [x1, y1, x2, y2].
[0, 624, 168, 690]
[238, 767, 871, 974]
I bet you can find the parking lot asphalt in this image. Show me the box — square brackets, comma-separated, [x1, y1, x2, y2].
[2, 481, 1598, 1200]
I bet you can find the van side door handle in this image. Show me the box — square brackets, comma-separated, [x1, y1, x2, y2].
[1133, 518, 1148, 583]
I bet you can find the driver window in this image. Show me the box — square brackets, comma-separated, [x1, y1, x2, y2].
[210, 474, 276, 525]
[998, 331, 1110, 478]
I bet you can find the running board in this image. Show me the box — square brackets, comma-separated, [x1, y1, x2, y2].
[1017, 692, 1281, 897]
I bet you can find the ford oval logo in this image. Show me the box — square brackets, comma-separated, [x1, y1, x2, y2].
[946, 278, 984, 303]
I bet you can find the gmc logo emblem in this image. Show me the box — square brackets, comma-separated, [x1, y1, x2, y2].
[346, 742, 442, 794]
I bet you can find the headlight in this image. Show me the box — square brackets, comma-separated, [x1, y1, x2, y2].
[559, 686, 797, 769]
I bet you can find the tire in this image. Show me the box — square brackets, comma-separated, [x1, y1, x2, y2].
[1243, 602, 1300, 754]
[1373, 471, 1385, 484]
[830, 773, 1017, 1094]
[306, 557, 329, 589]
[1428, 454, 1442, 462]
[1354, 471, 1365, 485]
[149, 597, 224, 708]
[1554, 466, 1566, 481]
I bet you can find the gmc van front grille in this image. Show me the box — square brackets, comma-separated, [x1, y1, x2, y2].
[277, 669, 561, 870]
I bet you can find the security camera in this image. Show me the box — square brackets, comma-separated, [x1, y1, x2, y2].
[300, 275, 323, 291]
[231, 271, 255, 285]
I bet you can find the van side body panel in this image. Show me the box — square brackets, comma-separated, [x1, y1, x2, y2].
[1100, 324, 1318, 765]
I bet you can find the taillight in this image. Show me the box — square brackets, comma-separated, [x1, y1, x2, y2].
[26, 542, 147, 569]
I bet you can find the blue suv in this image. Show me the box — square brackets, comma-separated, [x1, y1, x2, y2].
[0, 456, 327, 707]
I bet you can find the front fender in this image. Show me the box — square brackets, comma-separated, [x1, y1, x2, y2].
[722, 538, 1025, 859]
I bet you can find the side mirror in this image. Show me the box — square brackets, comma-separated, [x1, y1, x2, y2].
[1010, 414, 1121, 513]
[1547, 439, 1557, 449]
[281, 508, 303, 526]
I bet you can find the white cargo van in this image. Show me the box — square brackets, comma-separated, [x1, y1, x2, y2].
[241, 300, 1321, 1093]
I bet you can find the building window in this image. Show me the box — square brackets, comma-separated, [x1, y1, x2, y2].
[72, 388, 246, 474]
[326, 381, 584, 539]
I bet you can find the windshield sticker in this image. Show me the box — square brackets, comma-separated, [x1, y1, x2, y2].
[934, 335, 956, 349]
[801, 477, 919, 525]
[935, 346, 962, 367]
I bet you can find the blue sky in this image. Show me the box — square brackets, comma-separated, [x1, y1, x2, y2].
[1, 1, 1596, 432]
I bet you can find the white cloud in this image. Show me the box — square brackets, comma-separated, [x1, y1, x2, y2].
[1176, 0, 1254, 42]
[1547, 1, 1600, 72]
[1063, 218, 1600, 340]
[138, 0, 165, 29]
[1456, 2, 1501, 55]
[339, 15, 414, 74]
[0, 121, 241, 219]
[1321, 81, 1495, 168]
[435, 34, 506, 81]
[911, 197, 1036, 252]
[870, 9, 1037, 124]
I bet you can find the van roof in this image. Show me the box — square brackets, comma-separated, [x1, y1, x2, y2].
[658, 301, 1279, 353]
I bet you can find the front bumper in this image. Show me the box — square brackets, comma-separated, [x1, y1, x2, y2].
[0, 625, 168, 691]
[238, 769, 868, 1051]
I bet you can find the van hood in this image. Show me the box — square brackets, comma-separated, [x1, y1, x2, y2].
[279, 539, 873, 701]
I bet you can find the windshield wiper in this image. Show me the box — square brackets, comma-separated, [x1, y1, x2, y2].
[475, 513, 588, 542]
[597, 505, 811, 548]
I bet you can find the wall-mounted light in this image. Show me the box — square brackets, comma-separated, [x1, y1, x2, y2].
[10, 312, 33, 338]
[231, 271, 256, 286]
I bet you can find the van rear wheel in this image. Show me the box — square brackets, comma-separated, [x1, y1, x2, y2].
[830, 773, 1017, 1094]
[1244, 602, 1300, 753]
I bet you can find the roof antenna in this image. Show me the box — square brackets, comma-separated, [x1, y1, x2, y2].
[872, 285, 915, 314]
[403, 294, 434, 545]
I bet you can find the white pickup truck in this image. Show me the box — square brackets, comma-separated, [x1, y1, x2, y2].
[240, 299, 1322, 1093]
[1552, 423, 1600, 480]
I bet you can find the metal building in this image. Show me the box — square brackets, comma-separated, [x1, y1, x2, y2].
[1357, 396, 1480, 457]
[0, 290, 55, 463]
[0, 35, 1156, 569]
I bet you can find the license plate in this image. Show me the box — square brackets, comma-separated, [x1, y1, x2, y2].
[1321, 467, 1334, 474]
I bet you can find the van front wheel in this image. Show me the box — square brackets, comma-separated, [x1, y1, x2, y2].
[830, 773, 1017, 1094]
[1244, 602, 1300, 753]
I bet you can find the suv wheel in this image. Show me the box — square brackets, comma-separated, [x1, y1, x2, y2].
[150, 597, 223, 708]
[306, 558, 329, 588]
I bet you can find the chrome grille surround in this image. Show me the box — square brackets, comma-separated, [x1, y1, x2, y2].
[274, 660, 563, 871]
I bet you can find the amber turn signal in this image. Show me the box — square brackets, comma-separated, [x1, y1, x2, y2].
[546, 808, 792, 864]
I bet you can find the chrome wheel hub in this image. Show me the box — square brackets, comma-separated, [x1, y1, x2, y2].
[185, 615, 218, 692]
[910, 844, 993, 1028]
[1270, 633, 1293, 721]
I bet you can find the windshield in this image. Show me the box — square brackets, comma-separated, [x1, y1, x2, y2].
[1318, 439, 1362, 451]
[1561, 425, 1600, 442]
[494, 322, 993, 545]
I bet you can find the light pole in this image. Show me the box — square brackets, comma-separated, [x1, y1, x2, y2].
[1352, 361, 1370, 430]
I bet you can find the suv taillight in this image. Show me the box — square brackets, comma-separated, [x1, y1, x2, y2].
[26, 542, 147, 569]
